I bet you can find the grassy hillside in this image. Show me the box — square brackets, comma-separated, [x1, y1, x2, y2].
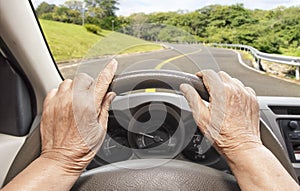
[39, 20, 162, 62]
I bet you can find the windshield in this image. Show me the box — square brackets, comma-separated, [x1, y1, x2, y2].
[31, 0, 300, 97]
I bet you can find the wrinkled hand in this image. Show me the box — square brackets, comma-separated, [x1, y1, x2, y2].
[40, 59, 117, 174]
[180, 70, 262, 157]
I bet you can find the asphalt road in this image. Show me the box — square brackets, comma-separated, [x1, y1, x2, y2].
[59, 44, 300, 97]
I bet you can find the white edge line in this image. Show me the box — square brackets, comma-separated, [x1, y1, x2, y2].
[232, 49, 300, 85]
[232, 49, 266, 74]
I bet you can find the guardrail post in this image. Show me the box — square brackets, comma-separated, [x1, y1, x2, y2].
[296, 66, 299, 80]
[257, 59, 265, 71]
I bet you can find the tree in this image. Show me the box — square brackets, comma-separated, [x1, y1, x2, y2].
[84, 0, 119, 29]
[157, 25, 195, 43]
[84, 0, 119, 17]
[128, 13, 148, 38]
[147, 12, 177, 24]
[254, 34, 282, 53]
[99, 0, 119, 17]
[50, 6, 82, 24]
[64, 0, 83, 11]
[36, 1, 56, 16]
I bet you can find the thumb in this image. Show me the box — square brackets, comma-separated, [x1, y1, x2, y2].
[180, 84, 210, 129]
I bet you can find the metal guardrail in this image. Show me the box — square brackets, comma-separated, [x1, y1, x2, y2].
[212, 43, 300, 80]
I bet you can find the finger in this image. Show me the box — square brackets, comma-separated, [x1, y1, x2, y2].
[57, 79, 73, 93]
[245, 87, 256, 96]
[219, 72, 248, 97]
[246, 87, 260, 136]
[218, 71, 245, 87]
[43, 88, 58, 108]
[252, 102, 260, 138]
[232, 78, 245, 88]
[73, 73, 94, 91]
[196, 70, 225, 103]
[93, 59, 118, 111]
[98, 92, 116, 128]
[180, 84, 210, 132]
[218, 71, 232, 82]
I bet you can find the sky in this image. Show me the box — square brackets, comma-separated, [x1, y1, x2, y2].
[32, 0, 300, 16]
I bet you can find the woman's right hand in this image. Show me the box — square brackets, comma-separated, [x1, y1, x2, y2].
[180, 70, 262, 157]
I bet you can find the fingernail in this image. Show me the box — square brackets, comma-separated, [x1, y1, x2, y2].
[196, 71, 203, 77]
[110, 92, 117, 100]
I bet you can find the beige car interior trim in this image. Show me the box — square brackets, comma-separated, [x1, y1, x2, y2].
[0, 0, 62, 186]
[0, 134, 26, 187]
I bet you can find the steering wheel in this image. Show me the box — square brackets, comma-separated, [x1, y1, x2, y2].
[71, 69, 239, 191]
[4, 70, 297, 190]
[70, 70, 295, 190]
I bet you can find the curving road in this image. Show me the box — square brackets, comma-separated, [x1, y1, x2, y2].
[59, 44, 300, 97]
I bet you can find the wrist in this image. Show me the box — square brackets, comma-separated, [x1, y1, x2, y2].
[40, 149, 94, 175]
[2, 156, 80, 191]
[222, 142, 265, 163]
[33, 157, 81, 180]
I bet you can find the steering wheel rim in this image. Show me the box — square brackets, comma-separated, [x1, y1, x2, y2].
[108, 69, 209, 101]
[71, 159, 239, 191]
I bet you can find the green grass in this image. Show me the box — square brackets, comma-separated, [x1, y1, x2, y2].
[239, 51, 255, 62]
[85, 32, 162, 58]
[39, 19, 162, 62]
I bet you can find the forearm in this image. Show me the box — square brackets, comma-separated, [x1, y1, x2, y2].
[226, 145, 299, 191]
[2, 157, 80, 191]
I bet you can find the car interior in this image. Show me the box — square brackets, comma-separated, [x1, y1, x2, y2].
[1, 0, 300, 190]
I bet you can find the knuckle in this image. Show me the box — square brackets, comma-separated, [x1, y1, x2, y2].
[73, 73, 94, 90]
[63, 79, 73, 84]
[247, 87, 257, 95]
[203, 69, 215, 75]
[58, 79, 71, 90]
[46, 89, 57, 99]
[233, 78, 242, 84]
[218, 71, 228, 76]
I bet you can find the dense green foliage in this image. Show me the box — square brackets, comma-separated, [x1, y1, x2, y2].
[37, 0, 119, 29]
[122, 4, 300, 56]
[84, 24, 102, 34]
[36, 2, 300, 56]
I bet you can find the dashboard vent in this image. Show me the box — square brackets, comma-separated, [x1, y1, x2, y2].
[269, 106, 300, 115]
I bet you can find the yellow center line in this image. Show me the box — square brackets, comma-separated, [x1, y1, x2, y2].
[145, 49, 202, 93]
[145, 88, 157, 92]
[155, 49, 202, 69]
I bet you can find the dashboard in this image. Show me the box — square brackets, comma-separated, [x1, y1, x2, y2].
[258, 96, 300, 180]
[87, 92, 229, 171]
